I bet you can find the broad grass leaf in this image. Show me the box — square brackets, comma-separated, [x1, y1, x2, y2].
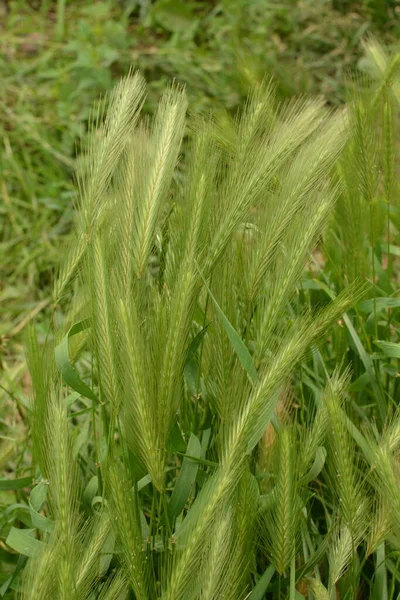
[150, 0, 199, 34]
[99, 528, 116, 578]
[197, 264, 257, 383]
[358, 297, 400, 313]
[300, 446, 326, 485]
[6, 528, 46, 558]
[0, 555, 27, 597]
[312, 279, 385, 423]
[375, 340, 400, 358]
[83, 476, 99, 510]
[55, 319, 98, 403]
[344, 312, 385, 422]
[29, 482, 54, 533]
[0, 476, 32, 491]
[30, 482, 47, 512]
[29, 506, 54, 533]
[167, 422, 186, 453]
[383, 243, 400, 257]
[295, 530, 333, 581]
[168, 433, 201, 520]
[136, 474, 152, 492]
[183, 325, 209, 396]
[248, 565, 275, 599]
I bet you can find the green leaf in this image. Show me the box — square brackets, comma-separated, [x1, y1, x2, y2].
[65, 391, 81, 408]
[296, 530, 333, 582]
[373, 542, 388, 600]
[348, 371, 370, 392]
[184, 326, 209, 365]
[55, 319, 98, 403]
[168, 434, 201, 520]
[136, 473, 152, 492]
[176, 453, 218, 468]
[6, 528, 46, 557]
[312, 280, 385, 424]
[30, 482, 47, 512]
[358, 297, 400, 313]
[29, 506, 54, 533]
[300, 447, 326, 485]
[99, 528, 116, 578]
[91, 496, 107, 512]
[382, 243, 400, 257]
[0, 555, 27, 597]
[344, 414, 374, 464]
[83, 476, 99, 509]
[150, 0, 198, 33]
[197, 263, 257, 383]
[0, 476, 32, 491]
[183, 326, 209, 396]
[167, 422, 186, 453]
[29, 482, 54, 533]
[248, 565, 275, 599]
[375, 340, 400, 358]
[344, 314, 385, 422]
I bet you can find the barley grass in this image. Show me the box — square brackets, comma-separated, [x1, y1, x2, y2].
[6, 38, 400, 600]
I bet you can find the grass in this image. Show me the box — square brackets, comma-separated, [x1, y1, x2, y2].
[1, 0, 399, 340]
[1, 1, 400, 598]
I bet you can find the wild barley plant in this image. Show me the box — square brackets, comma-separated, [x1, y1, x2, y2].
[11, 44, 400, 598]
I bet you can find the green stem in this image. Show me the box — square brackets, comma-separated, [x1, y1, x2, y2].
[56, 0, 66, 41]
[289, 554, 296, 600]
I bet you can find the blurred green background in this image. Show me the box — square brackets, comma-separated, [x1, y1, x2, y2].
[0, 0, 399, 471]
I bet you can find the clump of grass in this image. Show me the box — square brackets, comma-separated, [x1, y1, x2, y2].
[3, 37, 400, 600]
[1, 2, 399, 506]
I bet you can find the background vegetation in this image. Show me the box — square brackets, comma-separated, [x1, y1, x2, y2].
[1, 0, 400, 598]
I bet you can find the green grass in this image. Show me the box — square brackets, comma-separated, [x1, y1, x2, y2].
[1, 0, 398, 342]
[2, 1, 400, 598]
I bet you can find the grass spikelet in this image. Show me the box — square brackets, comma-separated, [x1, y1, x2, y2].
[366, 498, 393, 557]
[199, 509, 234, 600]
[132, 84, 187, 278]
[55, 70, 146, 301]
[21, 388, 81, 599]
[256, 185, 337, 357]
[164, 286, 362, 600]
[300, 403, 328, 477]
[228, 471, 259, 597]
[97, 571, 128, 600]
[328, 524, 363, 588]
[107, 462, 151, 600]
[17, 57, 397, 598]
[323, 370, 368, 535]
[117, 299, 163, 488]
[246, 108, 347, 304]
[45, 391, 80, 598]
[81, 70, 146, 227]
[20, 543, 58, 600]
[25, 328, 54, 475]
[260, 425, 302, 574]
[75, 513, 113, 597]
[204, 94, 330, 274]
[88, 233, 120, 418]
[362, 37, 400, 104]
[154, 130, 215, 464]
[367, 434, 400, 536]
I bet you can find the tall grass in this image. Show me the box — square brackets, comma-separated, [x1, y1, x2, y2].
[3, 38, 400, 599]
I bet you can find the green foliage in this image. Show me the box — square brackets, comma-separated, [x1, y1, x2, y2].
[2, 37, 400, 598]
[1, 0, 398, 350]
[2, 2, 400, 598]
